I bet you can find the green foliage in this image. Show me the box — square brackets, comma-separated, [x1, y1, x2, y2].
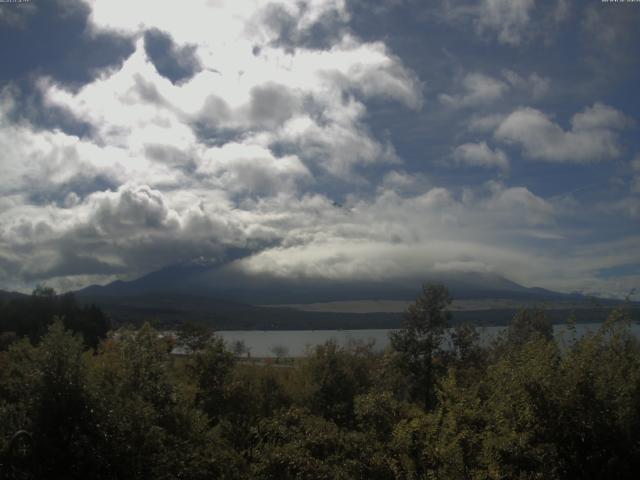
[389, 284, 452, 409]
[502, 307, 553, 348]
[0, 287, 108, 348]
[251, 407, 394, 479]
[1, 295, 640, 479]
[189, 334, 236, 422]
[177, 320, 214, 353]
[85, 323, 244, 479]
[299, 339, 373, 426]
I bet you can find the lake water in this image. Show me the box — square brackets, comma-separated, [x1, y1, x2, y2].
[216, 322, 640, 357]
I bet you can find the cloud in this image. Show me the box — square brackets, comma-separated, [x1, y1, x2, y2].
[228, 183, 558, 283]
[466, 113, 507, 133]
[0, 170, 560, 291]
[582, 4, 639, 67]
[378, 170, 431, 195]
[0, 92, 122, 203]
[474, 0, 535, 46]
[495, 103, 632, 163]
[256, 0, 351, 50]
[248, 83, 301, 130]
[501, 69, 550, 99]
[0, 184, 252, 286]
[440, 0, 569, 46]
[0, 0, 637, 300]
[144, 29, 201, 84]
[481, 181, 554, 226]
[270, 99, 401, 177]
[452, 142, 509, 171]
[0, 0, 425, 289]
[571, 102, 633, 131]
[596, 154, 640, 218]
[43, 24, 420, 177]
[440, 69, 549, 111]
[0, 0, 134, 88]
[439, 72, 508, 108]
[197, 143, 312, 196]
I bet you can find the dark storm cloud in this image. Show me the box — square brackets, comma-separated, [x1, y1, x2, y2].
[0, 0, 134, 89]
[144, 28, 202, 84]
[1, 83, 94, 138]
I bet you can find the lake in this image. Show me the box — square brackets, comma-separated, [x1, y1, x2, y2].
[215, 322, 640, 357]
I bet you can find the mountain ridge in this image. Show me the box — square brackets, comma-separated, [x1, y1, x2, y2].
[77, 264, 585, 305]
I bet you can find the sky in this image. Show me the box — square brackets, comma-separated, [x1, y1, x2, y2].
[0, 0, 639, 298]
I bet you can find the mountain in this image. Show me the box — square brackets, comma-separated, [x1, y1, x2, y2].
[77, 264, 581, 304]
[0, 290, 28, 301]
[74, 291, 403, 330]
[71, 264, 635, 329]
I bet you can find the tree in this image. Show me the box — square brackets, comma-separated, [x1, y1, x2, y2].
[177, 321, 214, 353]
[190, 336, 236, 423]
[447, 323, 487, 383]
[300, 340, 372, 426]
[33, 320, 97, 477]
[501, 307, 553, 350]
[0, 287, 108, 348]
[389, 284, 451, 409]
[232, 339, 249, 358]
[250, 408, 385, 479]
[270, 345, 289, 362]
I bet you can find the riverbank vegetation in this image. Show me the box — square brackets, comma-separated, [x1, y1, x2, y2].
[1, 285, 639, 479]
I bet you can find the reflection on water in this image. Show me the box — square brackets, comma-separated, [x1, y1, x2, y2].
[214, 322, 640, 358]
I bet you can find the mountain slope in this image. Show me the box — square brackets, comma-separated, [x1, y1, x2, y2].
[72, 265, 638, 329]
[77, 264, 580, 304]
[0, 290, 28, 301]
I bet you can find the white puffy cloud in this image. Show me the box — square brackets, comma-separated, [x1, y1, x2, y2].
[0, 86, 124, 199]
[0, 0, 637, 300]
[230, 183, 640, 299]
[481, 181, 554, 226]
[198, 143, 311, 196]
[571, 102, 633, 131]
[378, 170, 431, 195]
[440, 69, 549, 111]
[44, 9, 421, 179]
[0, 165, 562, 291]
[0, 183, 251, 285]
[0, 0, 431, 290]
[495, 103, 632, 163]
[452, 142, 509, 171]
[230, 183, 556, 282]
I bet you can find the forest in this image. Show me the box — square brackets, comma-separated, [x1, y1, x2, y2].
[1, 285, 639, 479]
